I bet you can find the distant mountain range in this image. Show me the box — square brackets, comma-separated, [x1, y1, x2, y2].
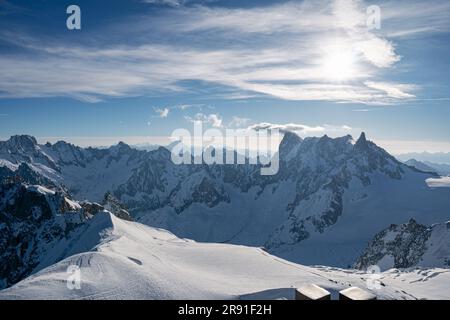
[1, 133, 449, 269]
[403, 159, 450, 176]
[397, 152, 450, 166]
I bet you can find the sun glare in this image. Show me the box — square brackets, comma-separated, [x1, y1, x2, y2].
[320, 50, 357, 82]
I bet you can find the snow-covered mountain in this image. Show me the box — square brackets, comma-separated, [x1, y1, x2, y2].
[0, 180, 131, 289]
[404, 159, 438, 174]
[426, 162, 450, 176]
[404, 159, 450, 176]
[397, 152, 450, 167]
[115, 132, 450, 266]
[1, 211, 449, 300]
[355, 219, 450, 271]
[1, 133, 449, 267]
[0, 136, 147, 201]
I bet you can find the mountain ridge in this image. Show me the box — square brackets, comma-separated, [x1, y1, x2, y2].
[1, 133, 449, 267]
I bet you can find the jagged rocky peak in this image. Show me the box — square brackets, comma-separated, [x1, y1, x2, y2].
[153, 145, 173, 156]
[79, 201, 105, 216]
[316, 134, 353, 154]
[8, 134, 38, 145]
[102, 192, 133, 221]
[51, 139, 78, 150]
[353, 131, 386, 155]
[280, 132, 355, 161]
[278, 131, 303, 160]
[111, 141, 132, 152]
[354, 132, 369, 149]
[336, 134, 353, 144]
[117, 141, 128, 147]
[280, 131, 303, 147]
[78, 192, 133, 221]
[4, 135, 38, 151]
[358, 131, 367, 142]
[351, 132, 404, 175]
[49, 140, 85, 158]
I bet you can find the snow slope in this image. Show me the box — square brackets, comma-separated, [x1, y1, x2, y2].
[1, 212, 449, 300]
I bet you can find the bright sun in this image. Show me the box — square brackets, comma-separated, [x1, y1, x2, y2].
[320, 50, 357, 82]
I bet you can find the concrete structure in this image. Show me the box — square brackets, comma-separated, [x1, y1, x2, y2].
[339, 287, 377, 300]
[295, 284, 331, 300]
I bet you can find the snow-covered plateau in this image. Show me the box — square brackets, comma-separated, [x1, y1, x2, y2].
[1, 212, 449, 300]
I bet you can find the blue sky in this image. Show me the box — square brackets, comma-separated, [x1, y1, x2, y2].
[0, 0, 450, 154]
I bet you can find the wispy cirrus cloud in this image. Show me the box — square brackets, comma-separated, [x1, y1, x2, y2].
[381, 0, 450, 38]
[0, 0, 449, 104]
[141, 0, 214, 7]
[364, 81, 416, 99]
[142, 0, 183, 7]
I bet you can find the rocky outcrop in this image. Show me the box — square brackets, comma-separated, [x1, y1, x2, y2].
[0, 179, 133, 289]
[355, 219, 450, 270]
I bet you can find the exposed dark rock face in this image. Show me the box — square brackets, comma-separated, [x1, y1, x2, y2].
[0, 180, 133, 289]
[355, 219, 433, 270]
[0, 181, 90, 289]
[102, 192, 133, 221]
